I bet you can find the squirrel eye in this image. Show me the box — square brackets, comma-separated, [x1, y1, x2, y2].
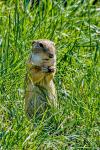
[39, 43, 44, 48]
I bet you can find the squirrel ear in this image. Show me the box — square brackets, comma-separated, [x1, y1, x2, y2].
[32, 40, 37, 45]
[51, 41, 55, 46]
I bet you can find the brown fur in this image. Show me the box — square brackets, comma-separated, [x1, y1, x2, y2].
[25, 39, 57, 118]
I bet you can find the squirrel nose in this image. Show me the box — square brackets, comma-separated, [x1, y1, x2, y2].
[49, 53, 54, 58]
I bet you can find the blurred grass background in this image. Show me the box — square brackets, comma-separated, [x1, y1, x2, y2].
[0, 0, 100, 149]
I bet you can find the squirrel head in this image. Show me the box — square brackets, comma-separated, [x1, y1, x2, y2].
[30, 39, 56, 67]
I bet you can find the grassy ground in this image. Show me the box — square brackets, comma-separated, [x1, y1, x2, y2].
[0, 0, 100, 149]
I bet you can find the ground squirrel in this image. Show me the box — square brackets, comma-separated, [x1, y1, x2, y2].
[25, 39, 57, 118]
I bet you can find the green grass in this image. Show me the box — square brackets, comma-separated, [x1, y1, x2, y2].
[0, 0, 100, 149]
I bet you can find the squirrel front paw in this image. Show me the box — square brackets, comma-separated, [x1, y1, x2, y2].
[41, 66, 49, 73]
[41, 66, 55, 73]
[48, 66, 55, 73]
